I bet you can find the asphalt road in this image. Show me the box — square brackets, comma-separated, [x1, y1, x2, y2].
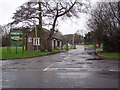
[1, 45, 119, 88]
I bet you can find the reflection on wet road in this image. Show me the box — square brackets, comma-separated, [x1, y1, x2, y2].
[1, 45, 119, 88]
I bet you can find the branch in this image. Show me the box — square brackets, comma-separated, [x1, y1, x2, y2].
[57, 1, 76, 17]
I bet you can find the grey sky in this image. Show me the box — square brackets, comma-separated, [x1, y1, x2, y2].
[0, 0, 97, 35]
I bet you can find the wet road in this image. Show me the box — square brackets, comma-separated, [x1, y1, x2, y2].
[1, 46, 119, 88]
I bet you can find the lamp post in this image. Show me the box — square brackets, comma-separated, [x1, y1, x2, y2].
[93, 39, 96, 52]
[65, 36, 68, 51]
[73, 34, 76, 49]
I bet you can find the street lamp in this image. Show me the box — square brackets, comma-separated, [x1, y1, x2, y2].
[72, 34, 75, 45]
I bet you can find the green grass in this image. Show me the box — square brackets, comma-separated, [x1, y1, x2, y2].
[63, 45, 76, 49]
[85, 44, 103, 49]
[85, 45, 93, 48]
[98, 52, 120, 58]
[85, 44, 120, 59]
[1, 47, 63, 59]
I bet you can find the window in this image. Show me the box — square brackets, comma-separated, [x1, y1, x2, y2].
[33, 38, 40, 46]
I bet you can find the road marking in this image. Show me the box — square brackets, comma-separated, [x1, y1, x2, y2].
[43, 67, 120, 72]
[64, 55, 70, 60]
[43, 67, 103, 72]
[109, 69, 120, 72]
[5, 80, 9, 82]
[43, 55, 71, 71]
[88, 68, 101, 71]
[43, 62, 57, 71]
[43, 68, 87, 71]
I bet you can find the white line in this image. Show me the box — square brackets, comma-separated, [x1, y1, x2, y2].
[43, 62, 57, 71]
[43, 68, 102, 71]
[64, 55, 70, 60]
[43, 68, 85, 71]
[43, 67, 120, 72]
[109, 69, 120, 72]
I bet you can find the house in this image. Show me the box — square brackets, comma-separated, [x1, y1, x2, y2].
[25, 27, 63, 51]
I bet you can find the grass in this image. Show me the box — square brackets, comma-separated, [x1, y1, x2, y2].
[84, 44, 103, 49]
[84, 44, 120, 59]
[63, 45, 75, 49]
[1, 47, 63, 59]
[85, 45, 94, 48]
[98, 52, 120, 58]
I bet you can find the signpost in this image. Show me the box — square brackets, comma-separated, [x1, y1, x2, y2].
[10, 29, 23, 54]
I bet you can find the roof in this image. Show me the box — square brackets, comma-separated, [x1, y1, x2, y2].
[27, 27, 62, 40]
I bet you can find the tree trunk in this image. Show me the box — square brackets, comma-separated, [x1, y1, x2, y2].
[46, 38, 52, 52]
[47, 16, 58, 51]
[38, 2, 45, 52]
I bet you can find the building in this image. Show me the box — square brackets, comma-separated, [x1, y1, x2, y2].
[25, 27, 63, 51]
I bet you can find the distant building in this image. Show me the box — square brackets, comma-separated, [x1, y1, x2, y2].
[25, 27, 63, 51]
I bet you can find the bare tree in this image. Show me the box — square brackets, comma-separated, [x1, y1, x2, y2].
[10, 0, 90, 51]
[87, 2, 120, 52]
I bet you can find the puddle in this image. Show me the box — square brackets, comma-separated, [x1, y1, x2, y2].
[36, 61, 41, 62]
[76, 62, 84, 64]
[81, 53, 86, 54]
[71, 60, 76, 62]
[86, 57, 104, 60]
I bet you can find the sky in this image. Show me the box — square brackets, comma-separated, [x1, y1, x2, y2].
[0, 0, 98, 35]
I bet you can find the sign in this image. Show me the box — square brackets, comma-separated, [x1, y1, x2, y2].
[10, 29, 23, 41]
[96, 44, 99, 47]
[9, 29, 24, 54]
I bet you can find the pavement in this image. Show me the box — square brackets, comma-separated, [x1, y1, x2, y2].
[1, 45, 119, 88]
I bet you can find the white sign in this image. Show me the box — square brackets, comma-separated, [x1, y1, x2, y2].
[96, 44, 99, 47]
[11, 36, 20, 40]
[11, 32, 22, 35]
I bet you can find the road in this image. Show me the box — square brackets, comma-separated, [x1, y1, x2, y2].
[1, 45, 119, 88]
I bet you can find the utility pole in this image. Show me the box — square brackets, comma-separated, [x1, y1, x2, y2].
[35, 24, 38, 50]
[93, 39, 96, 52]
[73, 34, 75, 48]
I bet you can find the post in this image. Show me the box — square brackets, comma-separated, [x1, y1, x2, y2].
[16, 40, 17, 54]
[35, 24, 38, 50]
[9, 29, 11, 54]
[93, 39, 96, 52]
[73, 34, 75, 48]
[22, 30, 24, 54]
[66, 40, 69, 51]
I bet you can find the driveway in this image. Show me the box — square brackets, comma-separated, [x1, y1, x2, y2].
[1, 45, 119, 88]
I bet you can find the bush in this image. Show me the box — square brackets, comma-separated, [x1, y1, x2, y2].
[103, 35, 119, 52]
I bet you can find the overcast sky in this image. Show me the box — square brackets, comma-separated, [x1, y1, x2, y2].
[0, 0, 98, 35]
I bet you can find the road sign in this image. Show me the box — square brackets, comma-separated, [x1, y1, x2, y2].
[10, 29, 23, 41]
[10, 29, 24, 54]
[96, 44, 99, 48]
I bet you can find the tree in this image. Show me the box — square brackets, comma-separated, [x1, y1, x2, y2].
[0, 25, 11, 47]
[10, 0, 90, 51]
[87, 2, 120, 52]
[84, 31, 94, 45]
[0, 25, 10, 37]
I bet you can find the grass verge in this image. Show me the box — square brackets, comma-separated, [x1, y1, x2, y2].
[84, 44, 120, 59]
[1, 47, 63, 60]
[84, 44, 103, 49]
[97, 51, 120, 58]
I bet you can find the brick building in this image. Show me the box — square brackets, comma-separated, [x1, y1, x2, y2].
[25, 27, 62, 51]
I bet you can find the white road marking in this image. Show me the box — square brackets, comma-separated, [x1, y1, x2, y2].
[43, 55, 71, 71]
[43, 67, 120, 72]
[43, 67, 103, 71]
[5, 80, 9, 82]
[64, 55, 70, 60]
[43, 68, 86, 71]
[109, 69, 120, 72]
[88, 68, 102, 71]
[43, 62, 57, 71]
